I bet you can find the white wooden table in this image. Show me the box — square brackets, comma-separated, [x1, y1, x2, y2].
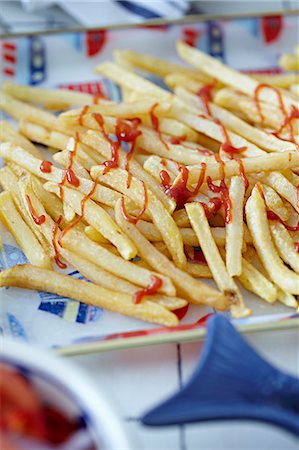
[72, 328, 299, 450]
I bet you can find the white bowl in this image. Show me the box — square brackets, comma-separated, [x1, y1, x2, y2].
[0, 338, 131, 450]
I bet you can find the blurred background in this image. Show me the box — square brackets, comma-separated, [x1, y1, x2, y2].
[0, 1, 298, 34]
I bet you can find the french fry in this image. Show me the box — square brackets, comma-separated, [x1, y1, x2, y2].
[260, 183, 290, 221]
[177, 41, 297, 110]
[226, 176, 245, 277]
[0, 265, 179, 326]
[95, 62, 171, 101]
[114, 198, 229, 310]
[245, 185, 299, 294]
[91, 165, 187, 268]
[0, 92, 69, 134]
[251, 73, 299, 88]
[269, 221, 299, 274]
[60, 100, 171, 121]
[0, 120, 42, 158]
[0, 191, 51, 269]
[0, 167, 50, 250]
[84, 225, 109, 244]
[276, 290, 298, 308]
[237, 257, 277, 304]
[255, 172, 299, 214]
[113, 48, 212, 82]
[2, 81, 104, 107]
[185, 202, 251, 318]
[181, 150, 299, 185]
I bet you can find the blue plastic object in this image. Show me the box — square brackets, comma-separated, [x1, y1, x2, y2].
[142, 315, 299, 437]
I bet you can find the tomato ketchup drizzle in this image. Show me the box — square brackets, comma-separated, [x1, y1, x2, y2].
[294, 242, 299, 253]
[272, 105, 299, 144]
[133, 275, 163, 304]
[169, 135, 187, 145]
[93, 113, 120, 174]
[160, 162, 206, 209]
[206, 154, 232, 223]
[115, 117, 142, 188]
[52, 215, 67, 269]
[254, 83, 287, 124]
[25, 195, 46, 225]
[121, 181, 148, 224]
[149, 103, 169, 151]
[58, 181, 98, 246]
[266, 210, 299, 231]
[237, 159, 249, 191]
[78, 105, 89, 126]
[59, 133, 80, 200]
[40, 160, 53, 173]
[197, 80, 216, 115]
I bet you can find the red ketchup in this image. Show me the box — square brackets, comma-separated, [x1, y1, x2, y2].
[78, 105, 89, 126]
[25, 195, 46, 226]
[294, 243, 299, 253]
[169, 135, 187, 145]
[254, 83, 287, 124]
[272, 105, 299, 144]
[237, 159, 249, 191]
[58, 182, 98, 247]
[121, 180, 148, 224]
[93, 112, 120, 174]
[266, 210, 299, 231]
[40, 160, 53, 173]
[52, 215, 67, 269]
[160, 163, 206, 209]
[197, 80, 216, 116]
[59, 133, 81, 200]
[206, 154, 232, 224]
[149, 103, 169, 150]
[133, 276, 163, 304]
[115, 117, 142, 188]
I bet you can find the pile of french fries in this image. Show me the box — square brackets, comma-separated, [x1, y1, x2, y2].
[0, 41, 298, 326]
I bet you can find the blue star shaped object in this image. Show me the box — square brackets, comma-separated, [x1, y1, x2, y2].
[142, 315, 299, 437]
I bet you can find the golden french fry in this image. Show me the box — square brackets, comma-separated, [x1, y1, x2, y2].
[0, 265, 179, 326]
[251, 73, 299, 88]
[95, 62, 171, 101]
[113, 48, 212, 82]
[0, 167, 50, 250]
[226, 176, 245, 277]
[245, 185, 299, 294]
[238, 257, 277, 304]
[185, 202, 251, 318]
[2, 81, 103, 107]
[0, 191, 51, 269]
[182, 150, 299, 185]
[115, 198, 229, 310]
[60, 100, 171, 121]
[0, 120, 42, 158]
[269, 221, 299, 274]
